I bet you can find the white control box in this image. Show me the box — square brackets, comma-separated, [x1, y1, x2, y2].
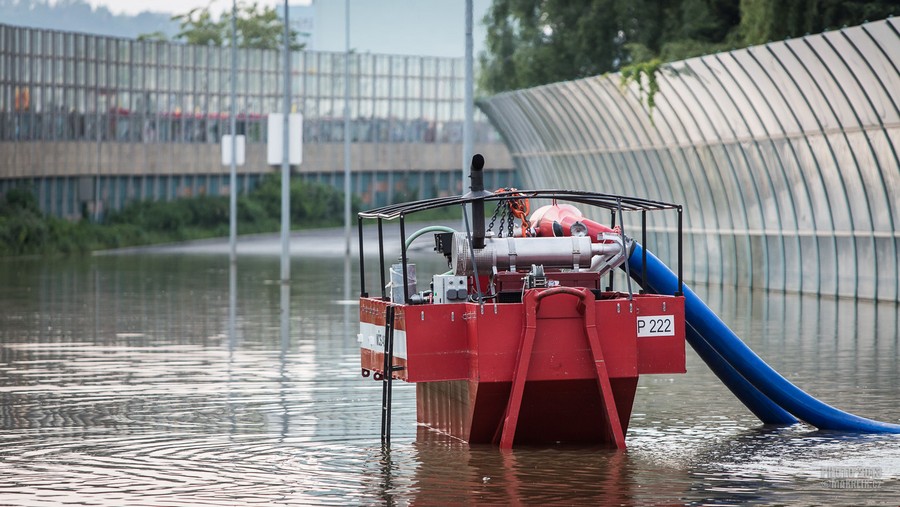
[432, 274, 468, 304]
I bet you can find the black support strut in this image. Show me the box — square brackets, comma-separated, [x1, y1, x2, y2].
[380, 305, 395, 445]
[641, 210, 647, 294]
[358, 216, 367, 298]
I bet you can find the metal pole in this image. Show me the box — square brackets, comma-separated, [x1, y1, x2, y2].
[343, 0, 352, 257]
[358, 216, 367, 297]
[228, 260, 237, 355]
[381, 304, 395, 445]
[462, 0, 474, 218]
[641, 210, 647, 294]
[94, 58, 100, 223]
[677, 206, 684, 296]
[384, 303, 395, 447]
[229, 0, 238, 263]
[281, 0, 291, 282]
[608, 210, 616, 292]
[378, 218, 386, 299]
[400, 216, 409, 303]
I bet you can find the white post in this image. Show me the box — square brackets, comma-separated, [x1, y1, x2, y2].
[463, 0, 474, 218]
[460, 0, 475, 234]
[229, 0, 238, 263]
[343, 0, 352, 257]
[281, 0, 291, 282]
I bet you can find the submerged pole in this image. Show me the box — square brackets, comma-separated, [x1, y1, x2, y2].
[280, 0, 291, 282]
[229, 0, 238, 263]
[343, 0, 352, 258]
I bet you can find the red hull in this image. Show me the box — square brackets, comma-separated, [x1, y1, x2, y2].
[416, 377, 639, 446]
[360, 288, 685, 447]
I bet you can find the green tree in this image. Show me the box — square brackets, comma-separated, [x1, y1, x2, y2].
[172, 5, 225, 46]
[156, 1, 303, 50]
[738, 0, 897, 45]
[232, 2, 300, 50]
[480, 0, 896, 94]
[480, 0, 625, 93]
[479, 0, 739, 93]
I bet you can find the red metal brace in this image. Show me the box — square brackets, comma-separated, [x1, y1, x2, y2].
[496, 286, 626, 449]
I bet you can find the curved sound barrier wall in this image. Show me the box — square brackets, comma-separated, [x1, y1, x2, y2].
[479, 19, 900, 301]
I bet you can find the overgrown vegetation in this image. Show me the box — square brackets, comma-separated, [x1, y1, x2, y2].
[0, 175, 358, 257]
[617, 58, 662, 117]
[480, 0, 897, 94]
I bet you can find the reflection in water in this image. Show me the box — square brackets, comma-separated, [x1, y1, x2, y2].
[343, 254, 352, 365]
[280, 282, 291, 440]
[407, 431, 638, 505]
[229, 261, 237, 354]
[0, 253, 897, 505]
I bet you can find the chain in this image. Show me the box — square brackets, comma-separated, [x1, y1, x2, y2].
[490, 188, 509, 238]
[487, 200, 504, 235]
[497, 209, 507, 238]
[486, 188, 531, 238]
[488, 189, 514, 238]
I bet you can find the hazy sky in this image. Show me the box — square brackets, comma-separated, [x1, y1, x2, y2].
[64, 0, 491, 58]
[84, 0, 305, 16]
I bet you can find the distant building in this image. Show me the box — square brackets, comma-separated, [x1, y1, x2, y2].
[0, 23, 512, 219]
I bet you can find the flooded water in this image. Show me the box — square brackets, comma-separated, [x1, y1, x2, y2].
[1, 235, 899, 505]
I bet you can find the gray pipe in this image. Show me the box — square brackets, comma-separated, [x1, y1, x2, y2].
[451, 234, 623, 275]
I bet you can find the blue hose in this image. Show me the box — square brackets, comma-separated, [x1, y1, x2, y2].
[684, 321, 799, 425]
[628, 242, 900, 433]
[629, 247, 797, 425]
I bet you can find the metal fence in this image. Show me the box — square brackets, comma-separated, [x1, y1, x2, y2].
[479, 18, 900, 301]
[0, 23, 513, 216]
[0, 23, 502, 145]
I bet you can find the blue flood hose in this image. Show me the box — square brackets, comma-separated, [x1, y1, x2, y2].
[628, 242, 900, 433]
[628, 247, 798, 425]
[684, 321, 799, 425]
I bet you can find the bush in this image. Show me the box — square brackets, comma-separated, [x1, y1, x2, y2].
[0, 209, 47, 256]
[0, 177, 356, 257]
[187, 195, 230, 228]
[0, 186, 40, 214]
[237, 196, 275, 231]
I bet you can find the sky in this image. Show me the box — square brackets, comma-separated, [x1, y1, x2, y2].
[76, 0, 490, 58]
[83, 0, 304, 16]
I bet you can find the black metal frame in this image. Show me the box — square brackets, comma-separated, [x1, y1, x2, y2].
[358, 189, 680, 220]
[357, 189, 684, 301]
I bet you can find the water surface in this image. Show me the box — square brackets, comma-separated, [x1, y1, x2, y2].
[1, 243, 898, 505]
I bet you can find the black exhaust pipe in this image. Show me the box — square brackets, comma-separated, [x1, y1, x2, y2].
[469, 154, 486, 248]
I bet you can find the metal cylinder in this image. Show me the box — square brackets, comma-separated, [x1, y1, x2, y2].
[451, 234, 621, 275]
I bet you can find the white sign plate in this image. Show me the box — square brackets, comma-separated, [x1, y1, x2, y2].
[267, 113, 303, 165]
[221, 134, 245, 166]
[637, 315, 675, 337]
